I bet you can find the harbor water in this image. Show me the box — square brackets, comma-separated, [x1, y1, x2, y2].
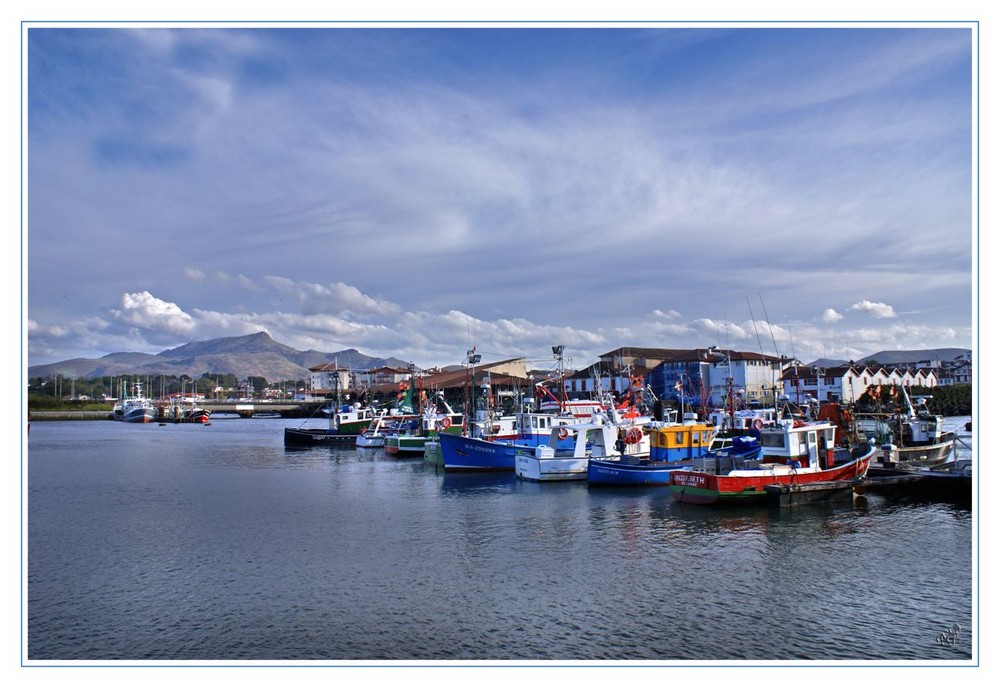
[26, 417, 975, 663]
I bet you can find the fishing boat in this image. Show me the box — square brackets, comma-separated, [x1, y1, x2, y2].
[384, 393, 464, 457]
[159, 395, 211, 424]
[515, 414, 651, 482]
[325, 403, 381, 435]
[588, 427, 751, 488]
[646, 414, 718, 462]
[438, 398, 644, 472]
[876, 390, 956, 468]
[669, 419, 876, 505]
[113, 382, 157, 423]
[356, 410, 393, 448]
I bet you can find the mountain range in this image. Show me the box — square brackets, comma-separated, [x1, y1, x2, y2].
[27, 332, 970, 383]
[27, 332, 411, 382]
[809, 348, 970, 369]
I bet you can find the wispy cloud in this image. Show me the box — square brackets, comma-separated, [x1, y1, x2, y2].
[26, 26, 974, 370]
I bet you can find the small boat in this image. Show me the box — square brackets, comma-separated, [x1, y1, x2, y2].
[876, 391, 956, 468]
[515, 415, 649, 482]
[384, 394, 464, 457]
[283, 426, 357, 446]
[355, 410, 398, 448]
[285, 381, 399, 447]
[669, 420, 876, 505]
[324, 403, 381, 435]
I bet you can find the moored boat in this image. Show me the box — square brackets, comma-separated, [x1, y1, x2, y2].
[646, 415, 718, 462]
[113, 382, 157, 423]
[588, 434, 760, 487]
[669, 420, 875, 505]
[515, 415, 647, 482]
[325, 403, 381, 435]
[440, 402, 648, 472]
[283, 426, 357, 446]
[384, 394, 464, 457]
[876, 391, 956, 468]
[159, 395, 211, 424]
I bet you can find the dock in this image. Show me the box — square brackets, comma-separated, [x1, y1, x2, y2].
[765, 479, 866, 507]
[766, 470, 971, 508]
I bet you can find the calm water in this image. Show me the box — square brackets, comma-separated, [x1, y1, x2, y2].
[26, 417, 975, 663]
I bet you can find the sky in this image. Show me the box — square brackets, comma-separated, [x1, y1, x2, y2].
[23, 22, 976, 372]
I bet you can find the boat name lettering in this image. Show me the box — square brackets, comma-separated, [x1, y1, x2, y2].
[673, 474, 707, 487]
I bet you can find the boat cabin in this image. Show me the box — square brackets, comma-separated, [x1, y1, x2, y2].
[758, 421, 838, 469]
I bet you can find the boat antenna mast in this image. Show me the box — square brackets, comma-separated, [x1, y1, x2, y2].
[466, 348, 481, 435]
[552, 345, 566, 412]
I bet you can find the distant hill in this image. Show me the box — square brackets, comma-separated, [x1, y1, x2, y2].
[808, 348, 970, 369]
[27, 331, 411, 382]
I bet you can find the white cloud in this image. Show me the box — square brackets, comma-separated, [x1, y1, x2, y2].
[111, 291, 195, 335]
[849, 300, 897, 319]
[822, 308, 844, 323]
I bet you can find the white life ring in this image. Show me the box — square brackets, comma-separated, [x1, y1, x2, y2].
[558, 427, 570, 440]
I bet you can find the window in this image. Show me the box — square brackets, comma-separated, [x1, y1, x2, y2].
[761, 434, 785, 448]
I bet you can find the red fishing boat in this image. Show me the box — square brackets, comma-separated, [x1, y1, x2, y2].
[669, 419, 875, 505]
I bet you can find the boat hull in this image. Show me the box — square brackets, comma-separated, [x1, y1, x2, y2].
[670, 453, 873, 505]
[122, 408, 156, 423]
[438, 432, 520, 472]
[515, 454, 588, 481]
[355, 434, 385, 448]
[384, 435, 433, 456]
[587, 459, 690, 486]
[283, 427, 357, 446]
[881, 440, 955, 468]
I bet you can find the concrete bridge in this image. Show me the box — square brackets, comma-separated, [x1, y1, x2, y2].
[201, 400, 326, 418]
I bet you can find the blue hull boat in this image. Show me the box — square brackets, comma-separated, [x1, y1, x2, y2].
[439, 428, 580, 472]
[438, 432, 522, 471]
[588, 435, 764, 487]
[587, 458, 691, 486]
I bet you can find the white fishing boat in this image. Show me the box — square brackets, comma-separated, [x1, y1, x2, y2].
[113, 381, 156, 423]
[515, 412, 651, 482]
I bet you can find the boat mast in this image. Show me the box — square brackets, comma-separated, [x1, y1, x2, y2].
[466, 348, 480, 436]
[552, 345, 566, 412]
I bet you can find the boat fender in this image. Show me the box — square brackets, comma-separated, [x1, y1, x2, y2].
[753, 418, 764, 431]
[615, 439, 626, 453]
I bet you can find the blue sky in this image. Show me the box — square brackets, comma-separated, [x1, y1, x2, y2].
[24, 23, 976, 371]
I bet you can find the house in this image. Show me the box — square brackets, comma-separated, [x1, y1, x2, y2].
[646, 348, 784, 407]
[781, 364, 940, 404]
[307, 363, 351, 397]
